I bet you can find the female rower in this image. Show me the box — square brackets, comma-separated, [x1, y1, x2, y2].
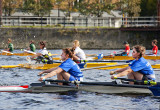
[7, 38, 14, 52]
[110, 45, 155, 85]
[72, 40, 86, 61]
[115, 41, 130, 56]
[31, 41, 53, 64]
[149, 39, 158, 56]
[38, 48, 83, 85]
[28, 40, 36, 52]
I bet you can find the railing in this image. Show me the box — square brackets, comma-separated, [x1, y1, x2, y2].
[122, 16, 160, 27]
[0, 16, 160, 27]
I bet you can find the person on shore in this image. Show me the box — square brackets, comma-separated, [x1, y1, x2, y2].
[110, 45, 155, 85]
[147, 39, 158, 56]
[7, 38, 14, 52]
[38, 48, 83, 85]
[28, 40, 36, 52]
[114, 41, 130, 56]
[31, 41, 53, 64]
[72, 40, 86, 62]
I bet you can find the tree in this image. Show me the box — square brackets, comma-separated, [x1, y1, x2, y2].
[2, 0, 23, 16]
[76, 0, 115, 17]
[22, 0, 53, 16]
[120, 0, 141, 17]
[140, 0, 157, 16]
[59, 0, 76, 17]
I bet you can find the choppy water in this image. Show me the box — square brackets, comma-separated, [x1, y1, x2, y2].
[0, 49, 160, 110]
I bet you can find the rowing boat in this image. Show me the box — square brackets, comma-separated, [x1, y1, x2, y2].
[0, 50, 57, 56]
[0, 50, 35, 56]
[0, 79, 159, 96]
[93, 55, 160, 60]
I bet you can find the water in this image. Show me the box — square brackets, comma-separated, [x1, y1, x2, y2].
[0, 49, 160, 110]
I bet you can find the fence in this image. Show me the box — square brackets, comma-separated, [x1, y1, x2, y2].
[0, 16, 159, 27]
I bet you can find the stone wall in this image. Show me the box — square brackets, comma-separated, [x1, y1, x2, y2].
[0, 28, 159, 49]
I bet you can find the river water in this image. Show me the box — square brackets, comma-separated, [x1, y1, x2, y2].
[0, 49, 160, 110]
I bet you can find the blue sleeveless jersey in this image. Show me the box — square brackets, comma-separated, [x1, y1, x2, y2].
[129, 57, 154, 76]
[59, 58, 83, 77]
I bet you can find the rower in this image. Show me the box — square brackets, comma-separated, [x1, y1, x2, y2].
[72, 40, 86, 63]
[147, 39, 158, 56]
[6, 38, 14, 52]
[31, 41, 53, 64]
[115, 41, 130, 56]
[38, 48, 83, 85]
[110, 45, 155, 85]
[27, 40, 36, 52]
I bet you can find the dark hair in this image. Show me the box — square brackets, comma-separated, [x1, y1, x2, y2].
[70, 47, 75, 53]
[123, 41, 128, 44]
[39, 41, 46, 49]
[30, 40, 34, 44]
[152, 39, 157, 45]
[133, 45, 146, 58]
[63, 48, 73, 58]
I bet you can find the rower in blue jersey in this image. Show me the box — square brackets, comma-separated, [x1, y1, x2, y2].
[38, 48, 83, 85]
[110, 45, 155, 85]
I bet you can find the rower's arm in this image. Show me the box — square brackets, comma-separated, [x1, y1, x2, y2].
[113, 67, 133, 78]
[152, 50, 156, 54]
[115, 66, 130, 73]
[31, 53, 42, 58]
[72, 54, 80, 61]
[41, 67, 63, 79]
[39, 67, 58, 75]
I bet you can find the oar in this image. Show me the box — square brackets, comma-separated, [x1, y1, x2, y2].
[0, 65, 20, 68]
[76, 60, 129, 63]
[23, 49, 36, 55]
[114, 77, 157, 85]
[114, 78, 160, 96]
[81, 63, 129, 71]
[86, 54, 97, 57]
[1, 50, 14, 55]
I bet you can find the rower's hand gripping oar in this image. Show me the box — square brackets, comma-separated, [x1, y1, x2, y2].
[113, 77, 157, 85]
[113, 77, 160, 96]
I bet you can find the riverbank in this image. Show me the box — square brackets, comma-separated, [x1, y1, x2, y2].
[0, 27, 159, 49]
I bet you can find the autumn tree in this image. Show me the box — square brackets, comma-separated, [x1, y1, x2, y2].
[120, 0, 141, 17]
[22, 0, 53, 16]
[58, 0, 77, 17]
[2, 0, 23, 16]
[76, 0, 115, 17]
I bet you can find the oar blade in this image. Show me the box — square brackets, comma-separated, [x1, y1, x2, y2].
[149, 85, 160, 96]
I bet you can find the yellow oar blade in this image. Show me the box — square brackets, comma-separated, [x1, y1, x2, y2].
[0, 65, 20, 68]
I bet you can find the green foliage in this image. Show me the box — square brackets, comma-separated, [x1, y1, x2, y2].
[140, 0, 157, 16]
[2, 0, 23, 16]
[120, 0, 141, 17]
[22, 0, 53, 16]
[76, 0, 115, 17]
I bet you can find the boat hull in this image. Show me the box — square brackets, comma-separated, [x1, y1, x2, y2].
[0, 82, 152, 95]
